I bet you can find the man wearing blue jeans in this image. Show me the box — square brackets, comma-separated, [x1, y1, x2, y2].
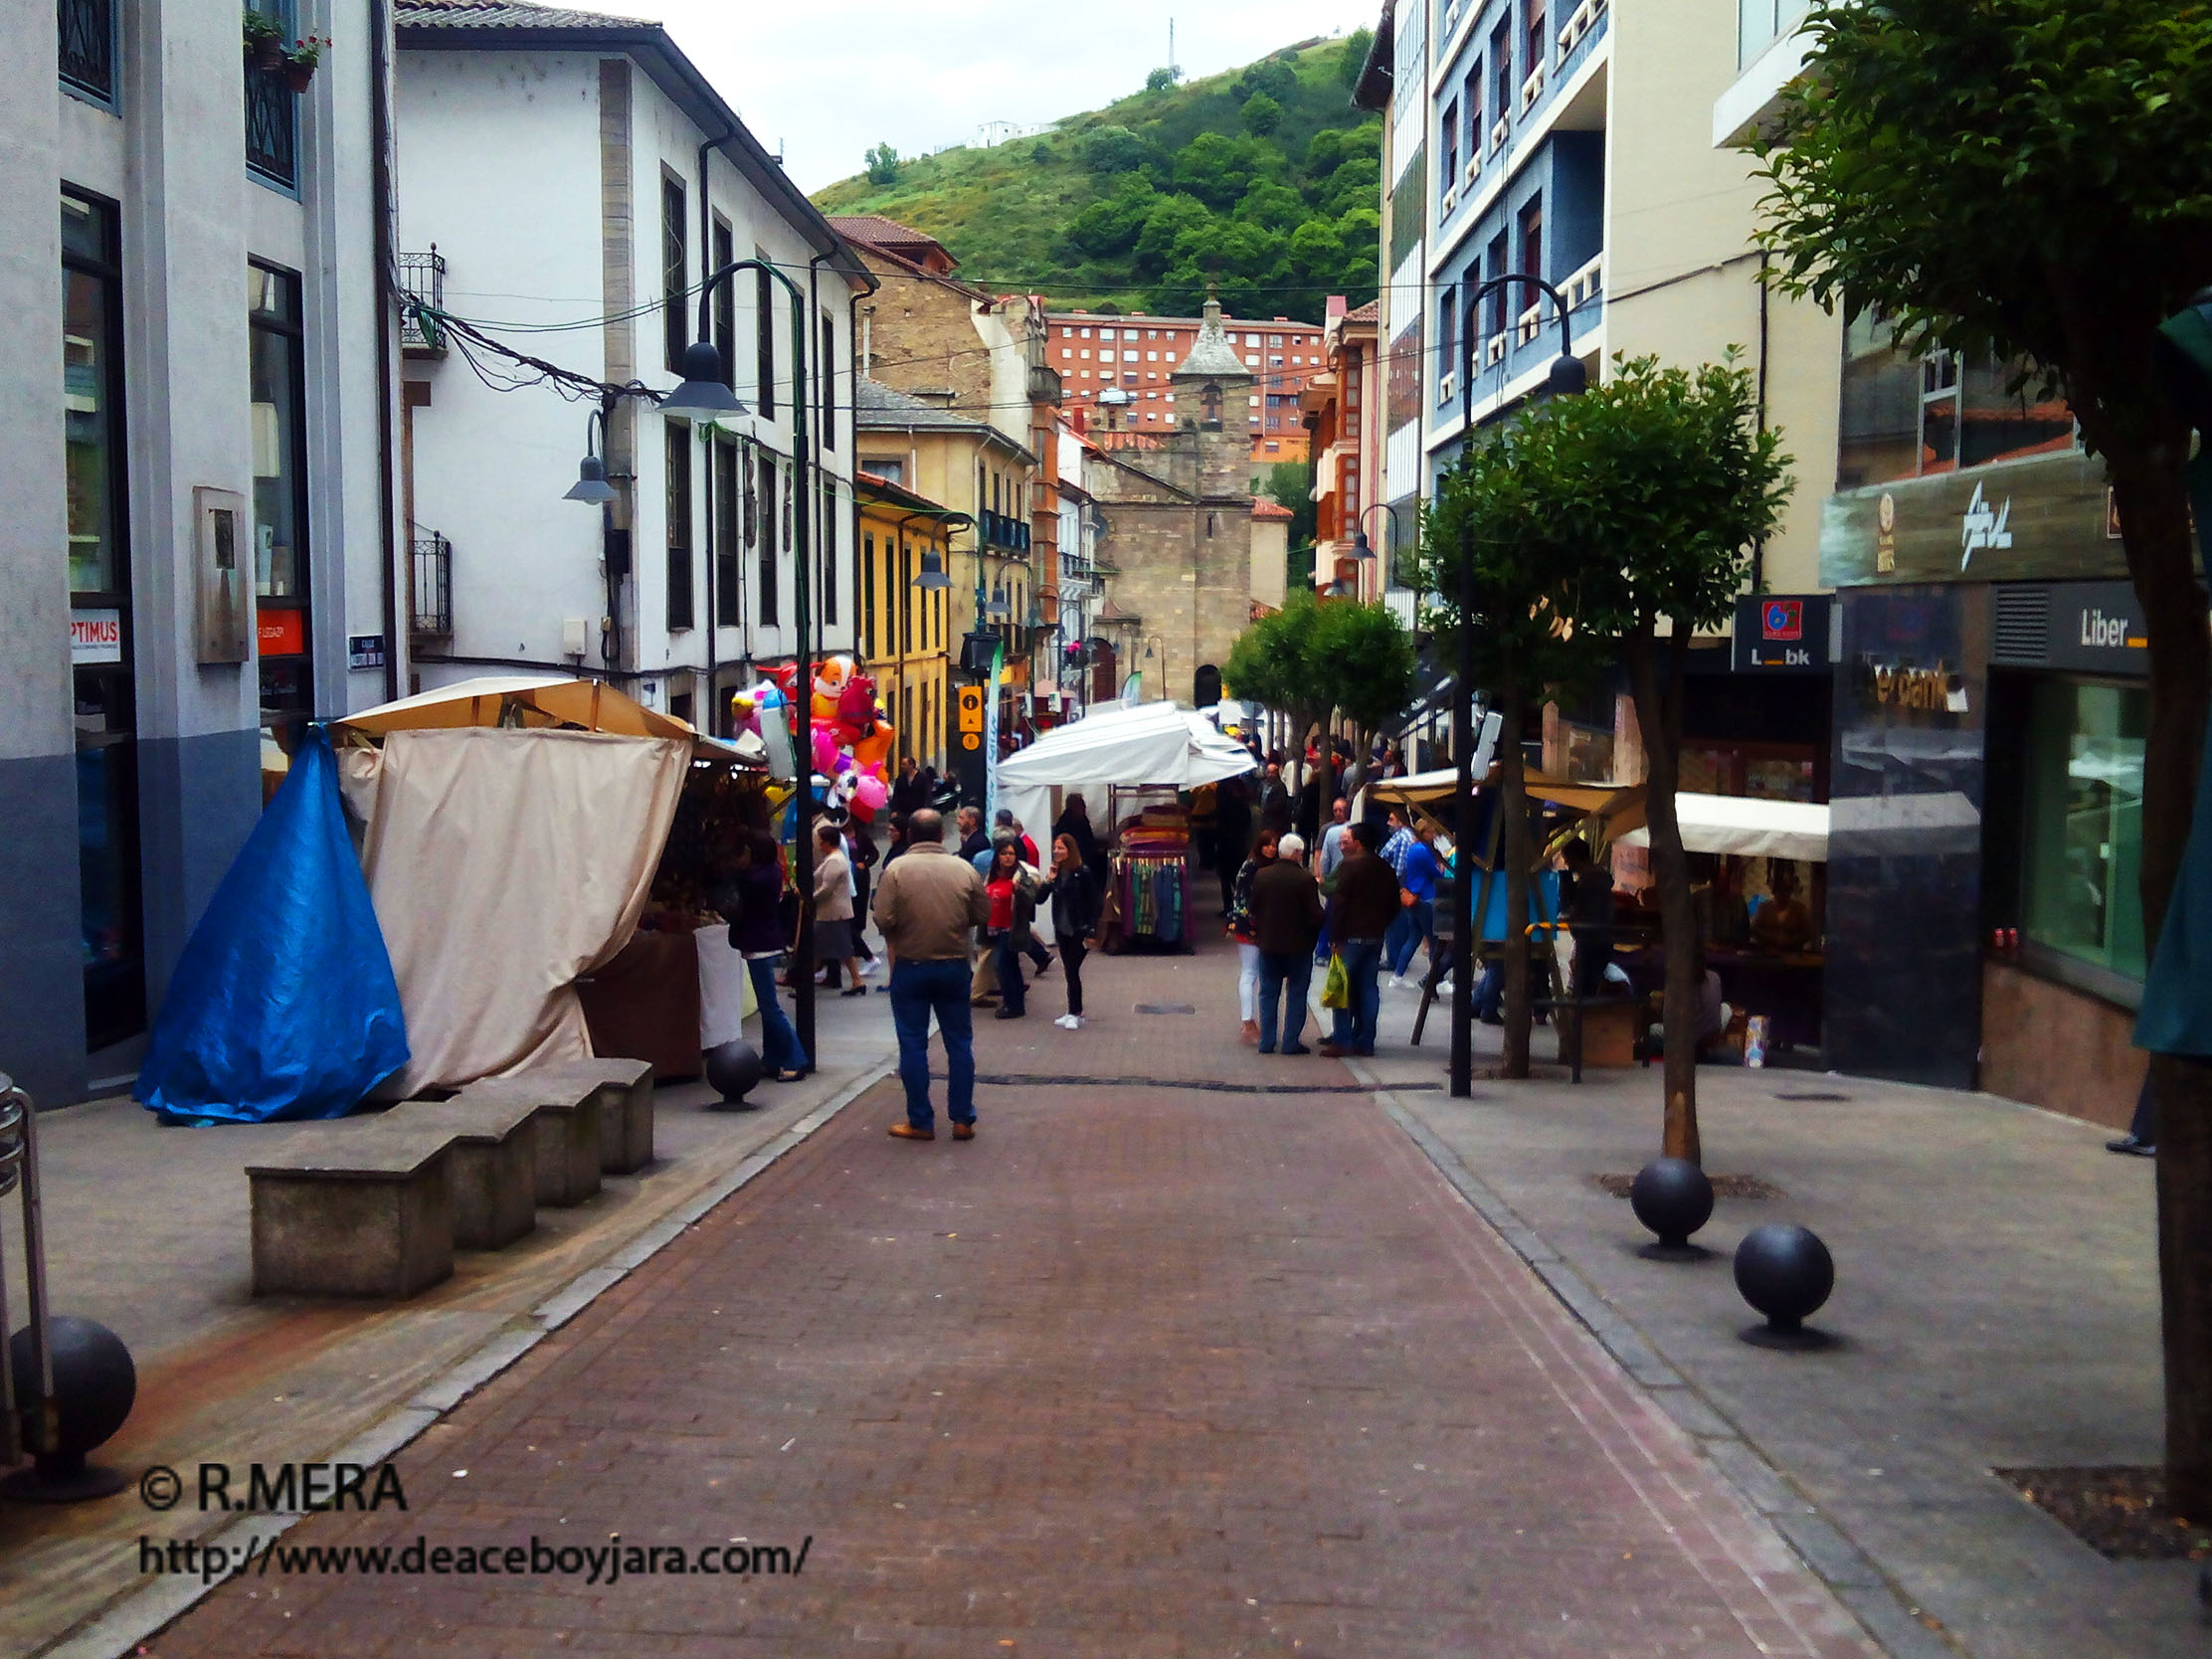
[1321, 822, 1401, 1057]
[1248, 832, 1324, 1054]
[870, 810, 991, 1141]
[1388, 824, 1440, 983]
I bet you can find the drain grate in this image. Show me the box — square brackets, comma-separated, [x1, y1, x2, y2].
[943, 1073, 1443, 1096]
[1773, 1090, 1851, 1102]
[1133, 1003, 1198, 1015]
[1591, 1172, 1786, 1200]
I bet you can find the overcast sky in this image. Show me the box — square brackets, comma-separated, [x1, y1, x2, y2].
[584, 0, 1379, 194]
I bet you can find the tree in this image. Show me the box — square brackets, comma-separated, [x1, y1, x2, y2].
[1065, 175, 1157, 260]
[1077, 124, 1152, 176]
[1312, 600, 1416, 803]
[1226, 594, 1414, 820]
[863, 143, 900, 185]
[1339, 27, 1375, 89]
[1172, 133, 1277, 212]
[1419, 420, 1610, 1078]
[1145, 66, 1183, 92]
[1554, 357, 1791, 1157]
[1240, 92, 1284, 136]
[1226, 593, 1329, 802]
[1262, 460, 1317, 550]
[1752, 0, 2212, 1515]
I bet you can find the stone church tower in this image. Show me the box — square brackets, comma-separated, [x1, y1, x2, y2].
[1083, 291, 1258, 709]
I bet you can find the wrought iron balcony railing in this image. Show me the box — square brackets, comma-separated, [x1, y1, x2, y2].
[398, 250, 449, 356]
[245, 67, 297, 188]
[59, 0, 115, 102]
[410, 531, 453, 639]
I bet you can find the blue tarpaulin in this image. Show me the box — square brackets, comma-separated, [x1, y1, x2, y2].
[136, 725, 408, 1124]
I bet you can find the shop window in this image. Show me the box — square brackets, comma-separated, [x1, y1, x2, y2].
[250, 263, 312, 743]
[2021, 679, 2146, 982]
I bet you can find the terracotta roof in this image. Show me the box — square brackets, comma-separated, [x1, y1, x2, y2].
[854, 379, 1034, 460]
[1250, 499, 1294, 521]
[398, 0, 653, 31]
[1345, 299, 1381, 324]
[828, 215, 941, 253]
[854, 469, 954, 516]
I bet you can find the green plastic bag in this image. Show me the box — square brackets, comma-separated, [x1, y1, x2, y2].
[1321, 951, 1350, 1011]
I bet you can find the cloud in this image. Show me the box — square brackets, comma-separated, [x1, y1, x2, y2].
[582, 0, 1376, 191]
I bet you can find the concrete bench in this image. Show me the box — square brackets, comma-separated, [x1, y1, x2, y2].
[248, 1127, 454, 1298]
[531, 1057, 654, 1175]
[392, 1096, 539, 1249]
[452, 1076, 603, 1206]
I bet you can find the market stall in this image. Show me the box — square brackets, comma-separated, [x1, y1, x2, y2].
[995, 700, 1256, 954]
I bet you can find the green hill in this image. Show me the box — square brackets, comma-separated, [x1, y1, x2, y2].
[812, 33, 1382, 323]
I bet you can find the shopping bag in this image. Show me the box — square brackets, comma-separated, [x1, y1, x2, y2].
[1321, 951, 1350, 1011]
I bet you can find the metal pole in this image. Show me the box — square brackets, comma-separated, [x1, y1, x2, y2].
[788, 278, 817, 1071]
[1450, 278, 1479, 1098]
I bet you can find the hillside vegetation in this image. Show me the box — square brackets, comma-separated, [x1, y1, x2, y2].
[812, 33, 1381, 323]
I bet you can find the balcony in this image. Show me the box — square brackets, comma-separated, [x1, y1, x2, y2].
[398, 250, 449, 358]
[1026, 362, 1063, 406]
[245, 67, 297, 189]
[979, 508, 1031, 555]
[59, 0, 115, 102]
[1558, 0, 1607, 56]
[410, 531, 452, 639]
[1563, 252, 1604, 314]
[1519, 64, 1546, 114]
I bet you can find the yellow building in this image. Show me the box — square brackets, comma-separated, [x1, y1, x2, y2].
[854, 469, 957, 773]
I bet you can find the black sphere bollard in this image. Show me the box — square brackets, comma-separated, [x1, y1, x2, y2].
[2, 1316, 136, 1502]
[703, 1038, 765, 1111]
[1629, 1158, 1715, 1256]
[1734, 1223, 1836, 1350]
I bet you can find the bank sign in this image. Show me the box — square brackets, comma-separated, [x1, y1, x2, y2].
[1732, 594, 1833, 672]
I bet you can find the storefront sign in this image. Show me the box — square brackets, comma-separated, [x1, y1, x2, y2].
[257, 608, 306, 657]
[71, 608, 122, 664]
[348, 634, 387, 671]
[1732, 594, 1833, 672]
[1822, 452, 2137, 588]
[1992, 579, 2152, 675]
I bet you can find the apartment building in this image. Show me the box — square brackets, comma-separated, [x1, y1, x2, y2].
[396, 0, 864, 734]
[5, 0, 400, 1103]
[1048, 309, 1327, 467]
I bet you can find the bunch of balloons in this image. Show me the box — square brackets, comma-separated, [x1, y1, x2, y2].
[729, 654, 895, 824]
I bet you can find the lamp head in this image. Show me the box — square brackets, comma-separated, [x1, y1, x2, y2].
[660, 340, 748, 423]
[914, 548, 953, 591]
[1352, 528, 1377, 560]
[563, 453, 618, 505]
[1546, 351, 1589, 398]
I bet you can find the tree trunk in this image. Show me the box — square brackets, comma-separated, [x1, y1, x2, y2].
[1622, 622, 1700, 1165]
[1498, 672, 1532, 1080]
[1317, 712, 1336, 842]
[2104, 440, 2212, 1520]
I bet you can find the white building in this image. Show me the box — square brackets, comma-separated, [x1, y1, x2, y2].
[4, 0, 400, 1103]
[394, 0, 865, 728]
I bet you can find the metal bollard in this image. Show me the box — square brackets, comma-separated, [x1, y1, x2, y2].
[0, 1074, 56, 1468]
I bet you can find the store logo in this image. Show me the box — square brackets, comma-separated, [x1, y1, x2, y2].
[1960, 482, 2012, 569]
[1761, 600, 1803, 642]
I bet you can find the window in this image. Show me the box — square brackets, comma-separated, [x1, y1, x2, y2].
[1487, 232, 1510, 334]
[66, 189, 142, 1049]
[1526, 0, 1548, 75]
[1441, 99, 1460, 200]
[1269, 334, 1284, 345]
[898, 538, 913, 654]
[1437, 295, 1457, 392]
[755, 262, 776, 419]
[662, 175, 687, 374]
[820, 475, 837, 626]
[711, 220, 734, 391]
[1080, 326, 1092, 337]
[714, 436, 740, 627]
[1465, 68, 1483, 162]
[2021, 679, 2147, 982]
[756, 452, 778, 625]
[250, 263, 313, 748]
[1491, 25, 1512, 130]
[1740, 0, 1813, 72]
[1837, 312, 2074, 488]
[1147, 350, 1158, 361]
[1519, 194, 1544, 284]
[862, 456, 903, 484]
[665, 428, 693, 631]
[245, 0, 298, 187]
[60, 0, 116, 104]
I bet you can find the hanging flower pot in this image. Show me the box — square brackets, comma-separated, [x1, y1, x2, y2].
[282, 58, 316, 92]
[280, 36, 325, 92]
[250, 35, 284, 72]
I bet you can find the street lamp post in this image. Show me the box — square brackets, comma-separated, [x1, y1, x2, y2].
[1449, 274, 1587, 1101]
[663, 255, 823, 1071]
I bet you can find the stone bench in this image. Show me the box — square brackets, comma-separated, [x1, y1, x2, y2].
[391, 1096, 539, 1249]
[248, 1127, 454, 1298]
[451, 1075, 603, 1206]
[530, 1057, 654, 1175]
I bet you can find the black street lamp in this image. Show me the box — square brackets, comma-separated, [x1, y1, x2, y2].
[563, 407, 620, 504]
[1449, 273, 1587, 1101]
[667, 252, 821, 1068]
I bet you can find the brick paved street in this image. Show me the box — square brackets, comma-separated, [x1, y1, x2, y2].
[147, 943, 1876, 1658]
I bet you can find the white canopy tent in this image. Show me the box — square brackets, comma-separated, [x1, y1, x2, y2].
[994, 700, 1257, 879]
[1614, 793, 1831, 864]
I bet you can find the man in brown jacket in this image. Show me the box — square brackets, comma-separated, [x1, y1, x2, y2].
[1321, 821, 1400, 1057]
[1247, 833, 1324, 1054]
[871, 809, 991, 1141]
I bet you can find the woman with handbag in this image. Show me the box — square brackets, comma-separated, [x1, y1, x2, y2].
[725, 830, 809, 1082]
[1226, 829, 1280, 1045]
[1037, 832, 1100, 1030]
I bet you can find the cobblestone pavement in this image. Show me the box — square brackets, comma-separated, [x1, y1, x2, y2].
[146, 944, 1878, 1658]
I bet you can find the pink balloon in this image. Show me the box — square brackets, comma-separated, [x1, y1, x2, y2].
[854, 775, 889, 812]
[811, 726, 838, 772]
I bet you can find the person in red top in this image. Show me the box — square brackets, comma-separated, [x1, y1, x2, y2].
[983, 837, 1038, 1018]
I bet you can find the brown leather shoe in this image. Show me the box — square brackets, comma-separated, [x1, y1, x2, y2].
[887, 1124, 934, 1141]
[951, 1122, 976, 1141]
[1317, 1042, 1351, 1057]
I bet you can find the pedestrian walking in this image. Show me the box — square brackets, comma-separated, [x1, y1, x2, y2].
[956, 806, 989, 865]
[1248, 832, 1323, 1054]
[1226, 828, 1280, 1045]
[872, 808, 990, 1141]
[1004, 814, 1053, 975]
[1320, 822, 1397, 1057]
[1054, 793, 1105, 887]
[888, 755, 930, 818]
[723, 830, 808, 1082]
[881, 813, 911, 870]
[812, 822, 866, 996]
[1213, 774, 1252, 914]
[1318, 797, 1354, 881]
[1037, 832, 1100, 1029]
[1378, 808, 1417, 969]
[846, 818, 880, 976]
[1387, 821, 1441, 988]
[1256, 762, 1292, 838]
[983, 837, 1040, 1020]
